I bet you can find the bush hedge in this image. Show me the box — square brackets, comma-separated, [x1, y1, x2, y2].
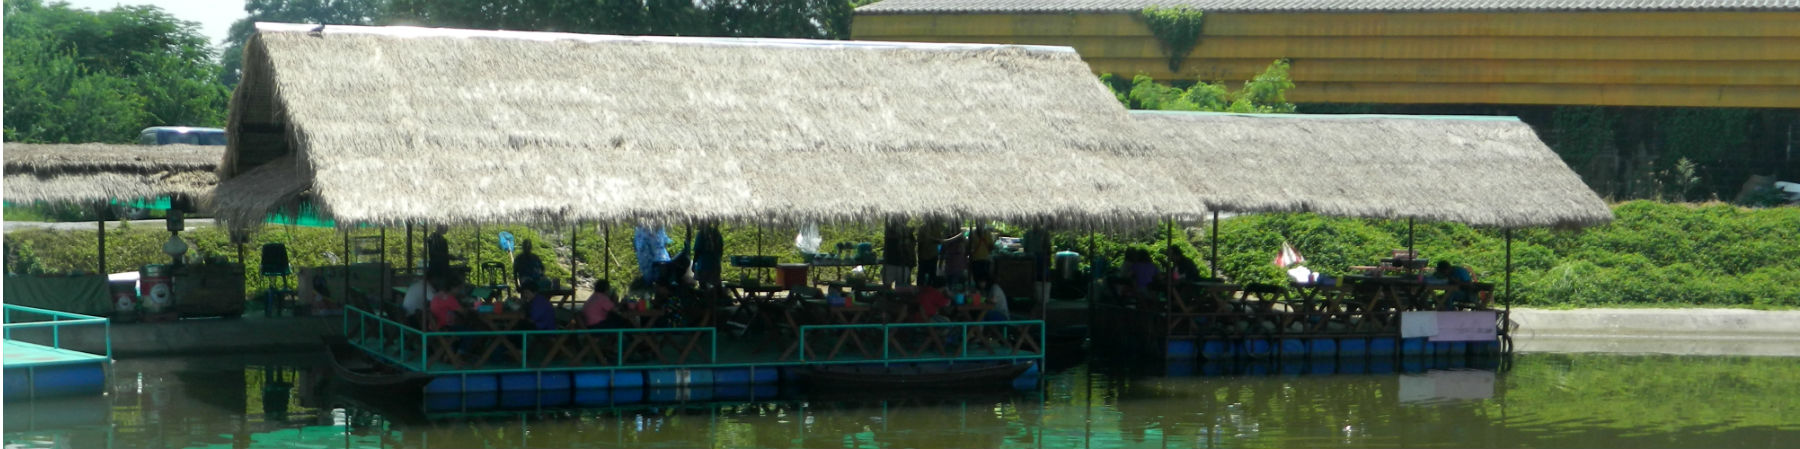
[4, 201, 1795, 308]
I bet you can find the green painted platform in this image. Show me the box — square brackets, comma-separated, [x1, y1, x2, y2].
[4, 340, 109, 369]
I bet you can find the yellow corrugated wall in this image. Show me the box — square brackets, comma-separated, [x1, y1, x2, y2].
[852, 11, 1800, 107]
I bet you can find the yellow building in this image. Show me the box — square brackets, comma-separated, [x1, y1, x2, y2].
[853, 0, 1800, 108]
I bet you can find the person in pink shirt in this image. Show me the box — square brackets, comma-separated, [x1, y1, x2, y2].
[427, 278, 466, 331]
[582, 280, 623, 328]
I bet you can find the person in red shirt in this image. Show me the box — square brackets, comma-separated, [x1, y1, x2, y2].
[915, 278, 952, 322]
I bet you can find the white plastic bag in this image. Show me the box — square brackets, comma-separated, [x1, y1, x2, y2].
[794, 222, 822, 254]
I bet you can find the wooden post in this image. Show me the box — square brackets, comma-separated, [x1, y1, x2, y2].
[405, 222, 414, 275]
[1209, 211, 1220, 278]
[96, 214, 106, 274]
[1406, 217, 1415, 262]
[603, 224, 612, 282]
[1504, 229, 1514, 316]
[569, 222, 580, 287]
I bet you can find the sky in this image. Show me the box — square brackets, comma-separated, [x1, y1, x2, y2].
[62, 0, 246, 47]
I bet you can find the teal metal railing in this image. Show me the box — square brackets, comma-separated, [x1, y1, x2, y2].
[343, 307, 1044, 374]
[3, 304, 113, 363]
[796, 320, 1046, 364]
[344, 306, 717, 375]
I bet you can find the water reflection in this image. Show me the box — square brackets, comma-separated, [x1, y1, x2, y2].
[5, 353, 1797, 448]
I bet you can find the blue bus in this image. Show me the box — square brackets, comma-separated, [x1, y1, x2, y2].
[137, 126, 226, 146]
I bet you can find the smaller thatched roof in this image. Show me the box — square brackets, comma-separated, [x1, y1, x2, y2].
[3, 143, 223, 205]
[1134, 111, 1613, 228]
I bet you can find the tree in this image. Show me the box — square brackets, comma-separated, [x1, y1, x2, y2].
[3, 0, 228, 143]
[220, 0, 388, 86]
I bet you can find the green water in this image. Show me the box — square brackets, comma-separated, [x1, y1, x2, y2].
[5, 352, 1796, 448]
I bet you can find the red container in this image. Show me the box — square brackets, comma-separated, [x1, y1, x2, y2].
[140, 274, 175, 313]
[775, 264, 810, 289]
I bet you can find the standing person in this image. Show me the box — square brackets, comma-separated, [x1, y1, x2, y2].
[1023, 226, 1053, 304]
[940, 225, 970, 288]
[968, 223, 995, 287]
[426, 225, 452, 285]
[513, 239, 546, 289]
[882, 219, 915, 289]
[692, 221, 726, 296]
[914, 219, 942, 286]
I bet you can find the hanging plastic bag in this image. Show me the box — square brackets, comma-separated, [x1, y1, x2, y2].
[794, 222, 822, 255]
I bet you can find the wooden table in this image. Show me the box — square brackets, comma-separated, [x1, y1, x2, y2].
[805, 301, 876, 360]
[544, 288, 579, 310]
[471, 312, 527, 367]
[726, 282, 785, 304]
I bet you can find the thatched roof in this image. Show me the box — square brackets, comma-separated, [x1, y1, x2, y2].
[858, 0, 1800, 14]
[1134, 111, 1613, 228]
[216, 23, 1206, 230]
[3, 143, 222, 205]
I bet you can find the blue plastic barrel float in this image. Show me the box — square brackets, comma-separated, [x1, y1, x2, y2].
[1166, 339, 1198, 360]
[1400, 338, 1428, 357]
[1368, 337, 1398, 357]
[4, 364, 105, 399]
[1338, 338, 1368, 358]
[574, 389, 610, 406]
[1307, 338, 1337, 358]
[1200, 340, 1235, 361]
[647, 369, 715, 389]
[612, 370, 647, 389]
[1240, 339, 1274, 359]
[1339, 358, 1368, 375]
[425, 374, 500, 394]
[1279, 339, 1308, 358]
[573, 370, 611, 390]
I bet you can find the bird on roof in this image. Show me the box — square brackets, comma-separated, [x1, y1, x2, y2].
[308, 24, 325, 37]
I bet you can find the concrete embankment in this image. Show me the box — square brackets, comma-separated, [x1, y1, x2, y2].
[1509, 308, 1800, 356]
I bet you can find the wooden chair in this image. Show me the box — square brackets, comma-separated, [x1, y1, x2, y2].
[422, 312, 465, 369]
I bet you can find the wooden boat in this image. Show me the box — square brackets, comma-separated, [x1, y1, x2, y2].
[798, 361, 1033, 389]
[321, 336, 433, 390]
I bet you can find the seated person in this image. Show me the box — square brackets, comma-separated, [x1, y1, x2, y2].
[522, 280, 557, 330]
[582, 280, 624, 328]
[402, 278, 432, 320]
[427, 278, 466, 331]
[1433, 261, 1474, 310]
[1165, 246, 1203, 281]
[915, 278, 953, 322]
[984, 282, 1011, 321]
